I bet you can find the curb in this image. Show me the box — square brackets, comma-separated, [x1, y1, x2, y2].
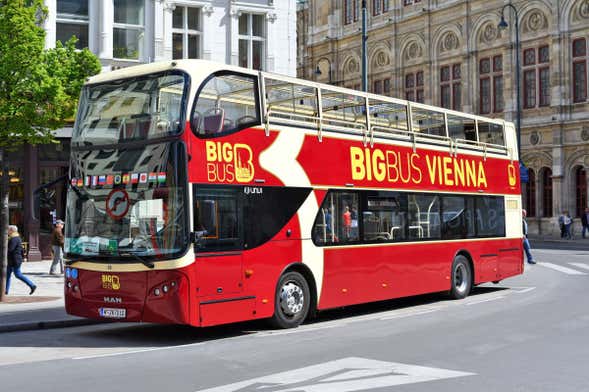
[0, 318, 109, 333]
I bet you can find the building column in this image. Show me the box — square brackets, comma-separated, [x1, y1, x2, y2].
[153, 0, 165, 61]
[44, 0, 57, 49]
[99, 0, 114, 71]
[162, 2, 175, 61]
[24, 146, 42, 262]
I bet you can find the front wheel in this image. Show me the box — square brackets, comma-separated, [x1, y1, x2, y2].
[449, 255, 472, 299]
[270, 271, 310, 329]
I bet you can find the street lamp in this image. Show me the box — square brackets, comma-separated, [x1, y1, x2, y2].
[498, 4, 525, 176]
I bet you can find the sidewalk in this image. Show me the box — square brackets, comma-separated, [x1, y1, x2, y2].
[0, 260, 102, 333]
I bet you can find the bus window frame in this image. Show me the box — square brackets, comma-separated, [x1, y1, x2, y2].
[190, 70, 262, 139]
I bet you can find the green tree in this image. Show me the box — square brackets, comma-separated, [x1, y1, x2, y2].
[0, 0, 101, 300]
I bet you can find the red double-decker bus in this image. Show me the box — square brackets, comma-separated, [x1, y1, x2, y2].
[64, 60, 523, 328]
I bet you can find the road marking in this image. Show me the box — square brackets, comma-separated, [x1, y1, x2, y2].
[72, 342, 206, 360]
[537, 262, 588, 275]
[569, 262, 589, 271]
[194, 357, 475, 392]
[466, 296, 505, 306]
[512, 287, 536, 294]
[379, 308, 439, 320]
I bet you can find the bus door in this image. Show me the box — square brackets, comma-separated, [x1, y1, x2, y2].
[193, 186, 243, 297]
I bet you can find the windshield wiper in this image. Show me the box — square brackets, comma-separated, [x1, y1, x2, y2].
[65, 255, 100, 265]
[117, 251, 154, 269]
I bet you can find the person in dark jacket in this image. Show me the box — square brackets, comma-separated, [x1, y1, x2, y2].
[5, 225, 36, 295]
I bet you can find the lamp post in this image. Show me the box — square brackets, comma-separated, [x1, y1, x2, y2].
[498, 4, 524, 170]
[361, 0, 368, 92]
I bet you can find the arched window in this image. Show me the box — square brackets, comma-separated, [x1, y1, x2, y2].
[576, 166, 587, 217]
[525, 168, 536, 217]
[541, 167, 553, 217]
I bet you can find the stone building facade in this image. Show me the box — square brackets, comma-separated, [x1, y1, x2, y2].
[298, 0, 589, 237]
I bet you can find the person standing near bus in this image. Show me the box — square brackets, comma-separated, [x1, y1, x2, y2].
[582, 207, 589, 239]
[563, 211, 573, 240]
[5, 225, 37, 295]
[522, 210, 536, 265]
[49, 219, 65, 275]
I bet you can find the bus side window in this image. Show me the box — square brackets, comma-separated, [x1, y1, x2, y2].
[193, 187, 242, 251]
[312, 191, 359, 245]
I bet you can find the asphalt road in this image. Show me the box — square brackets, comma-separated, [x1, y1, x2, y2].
[1, 248, 588, 392]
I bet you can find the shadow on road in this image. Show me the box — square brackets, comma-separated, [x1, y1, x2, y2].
[0, 285, 508, 350]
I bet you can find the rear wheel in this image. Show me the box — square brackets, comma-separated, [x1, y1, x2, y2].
[270, 271, 310, 329]
[449, 255, 472, 299]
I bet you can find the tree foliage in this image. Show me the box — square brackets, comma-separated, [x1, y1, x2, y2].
[0, 0, 101, 149]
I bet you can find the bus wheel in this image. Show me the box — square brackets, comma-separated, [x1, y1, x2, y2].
[449, 255, 472, 299]
[270, 271, 310, 329]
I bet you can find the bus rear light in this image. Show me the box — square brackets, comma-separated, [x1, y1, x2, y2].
[154, 288, 161, 296]
[73, 285, 79, 292]
[262, 299, 269, 304]
[244, 269, 254, 278]
[162, 285, 169, 293]
[67, 281, 72, 289]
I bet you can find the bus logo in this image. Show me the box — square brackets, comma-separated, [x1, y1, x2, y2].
[206, 141, 255, 183]
[102, 274, 121, 290]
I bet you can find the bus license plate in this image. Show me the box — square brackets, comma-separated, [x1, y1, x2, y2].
[99, 308, 126, 319]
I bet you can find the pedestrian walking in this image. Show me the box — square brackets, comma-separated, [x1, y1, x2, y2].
[581, 207, 589, 239]
[49, 219, 65, 275]
[563, 211, 573, 240]
[558, 211, 566, 238]
[522, 209, 536, 265]
[5, 225, 37, 295]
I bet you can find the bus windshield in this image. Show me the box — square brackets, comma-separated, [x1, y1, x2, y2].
[65, 141, 188, 261]
[73, 71, 188, 146]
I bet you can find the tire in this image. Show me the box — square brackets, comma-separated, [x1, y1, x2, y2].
[449, 255, 472, 299]
[270, 271, 310, 329]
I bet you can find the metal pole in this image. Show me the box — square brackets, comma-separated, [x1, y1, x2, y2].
[501, 4, 521, 161]
[361, 0, 368, 92]
[514, 9, 521, 163]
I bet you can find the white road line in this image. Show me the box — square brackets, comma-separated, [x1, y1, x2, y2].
[538, 262, 588, 275]
[512, 287, 536, 294]
[72, 342, 206, 360]
[569, 262, 589, 271]
[379, 309, 438, 320]
[466, 296, 505, 306]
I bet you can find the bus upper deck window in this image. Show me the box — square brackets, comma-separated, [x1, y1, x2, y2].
[192, 72, 261, 138]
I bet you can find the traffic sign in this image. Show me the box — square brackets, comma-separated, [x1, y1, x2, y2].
[106, 189, 130, 220]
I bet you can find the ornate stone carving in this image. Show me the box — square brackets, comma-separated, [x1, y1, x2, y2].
[374, 50, 390, 68]
[267, 13, 277, 23]
[404, 41, 423, 60]
[439, 31, 460, 53]
[530, 131, 541, 145]
[581, 127, 589, 141]
[480, 23, 498, 45]
[345, 58, 359, 74]
[523, 10, 548, 33]
[573, 0, 589, 22]
[202, 5, 214, 17]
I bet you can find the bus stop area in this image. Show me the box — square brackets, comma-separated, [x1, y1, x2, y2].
[0, 260, 103, 333]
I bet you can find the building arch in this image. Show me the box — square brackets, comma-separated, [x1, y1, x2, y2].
[368, 43, 392, 73]
[470, 14, 502, 52]
[559, 0, 589, 31]
[398, 34, 426, 68]
[432, 24, 463, 59]
[518, 1, 553, 38]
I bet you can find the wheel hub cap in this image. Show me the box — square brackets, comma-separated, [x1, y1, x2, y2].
[280, 282, 304, 316]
